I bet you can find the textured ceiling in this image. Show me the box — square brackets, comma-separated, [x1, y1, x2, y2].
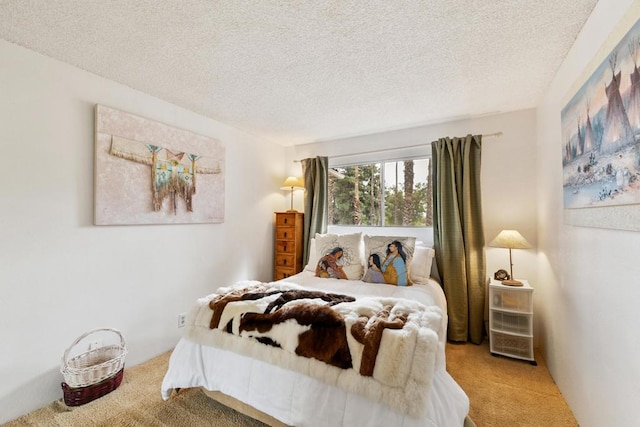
[0, 1, 598, 146]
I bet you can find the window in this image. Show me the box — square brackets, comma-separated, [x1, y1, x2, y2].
[329, 158, 433, 227]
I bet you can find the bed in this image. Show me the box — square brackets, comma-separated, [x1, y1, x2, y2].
[161, 233, 471, 426]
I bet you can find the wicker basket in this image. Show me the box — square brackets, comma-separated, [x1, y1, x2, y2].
[62, 367, 124, 406]
[61, 328, 127, 389]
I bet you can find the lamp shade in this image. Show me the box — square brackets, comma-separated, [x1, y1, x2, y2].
[280, 176, 304, 190]
[488, 230, 531, 249]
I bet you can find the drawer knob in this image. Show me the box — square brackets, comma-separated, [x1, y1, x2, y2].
[284, 218, 288, 224]
[284, 232, 288, 238]
[283, 245, 287, 252]
[283, 259, 287, 265]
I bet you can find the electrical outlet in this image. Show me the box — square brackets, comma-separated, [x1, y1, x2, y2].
[177, 313, 186, 328]
[88, 339, 102, 351]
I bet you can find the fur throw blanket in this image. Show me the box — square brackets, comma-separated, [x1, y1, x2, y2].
[184, 281, 443, 418]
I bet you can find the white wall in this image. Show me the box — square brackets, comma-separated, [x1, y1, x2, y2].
[290, 108, 539, 306]
[0, 40, 286, 423]
[536, 1, 640, 425]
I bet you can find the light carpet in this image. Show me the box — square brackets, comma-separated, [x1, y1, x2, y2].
[4, 352, 264, 427]
[5, 339, 576, 426]
[446, 340, 578, 426]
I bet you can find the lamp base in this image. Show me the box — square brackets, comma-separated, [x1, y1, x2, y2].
[286, 209, 299, 213]
[501, 279, 523, 287]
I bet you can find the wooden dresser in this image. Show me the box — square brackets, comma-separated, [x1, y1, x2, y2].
[274, 212, 304, 281]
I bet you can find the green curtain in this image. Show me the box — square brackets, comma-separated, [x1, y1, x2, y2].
[301, 156, 329, 265]
[432, 135, 486, 344]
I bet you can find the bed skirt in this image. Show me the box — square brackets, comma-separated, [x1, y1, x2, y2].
[162, 338, 469, 427]
[198, 388, 476, 427]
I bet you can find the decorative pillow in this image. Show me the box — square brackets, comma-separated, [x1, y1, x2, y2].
[362, 235, 416, 286]
[304, 233, 332, 272]
[409, 246, 435, 285]
[314, 232, 364, 280]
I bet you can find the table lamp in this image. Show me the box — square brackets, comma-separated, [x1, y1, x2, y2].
[488, 229, 531, 286]
[280, 176, 304, 212]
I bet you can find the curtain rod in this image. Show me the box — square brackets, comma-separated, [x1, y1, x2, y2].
[293, 131, 502, 162]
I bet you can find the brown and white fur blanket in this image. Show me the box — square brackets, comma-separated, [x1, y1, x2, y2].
[184, 280, 443, 418]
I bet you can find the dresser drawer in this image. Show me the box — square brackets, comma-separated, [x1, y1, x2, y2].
[490, 310, 532, 335]
[490, 286, 533, 312]
[275, 253, 295, 268]
[276, 227, 296, 240]
[276, 213, 298, 227]
[274, 267, 296, 281]
[490, 331, 534, 360]
[275, 240, 296, 254]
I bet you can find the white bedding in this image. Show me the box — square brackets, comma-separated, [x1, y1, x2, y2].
[161, 272, 469, 426]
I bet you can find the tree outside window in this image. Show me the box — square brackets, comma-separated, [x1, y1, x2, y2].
[329, 158, 432, 227]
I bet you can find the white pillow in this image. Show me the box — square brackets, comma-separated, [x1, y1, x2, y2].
[314, 232, 364, 280]
[410, 246, 435, 285]
[303, 237, 318, 272]
[362, 235, 416, 285]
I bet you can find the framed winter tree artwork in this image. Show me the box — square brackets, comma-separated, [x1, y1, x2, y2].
[561, 16, 640, 211]
[94, 105, 225, 225]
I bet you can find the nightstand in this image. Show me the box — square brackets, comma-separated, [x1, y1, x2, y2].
[274, 212, 304, 281]
[489, 279, 536, 365]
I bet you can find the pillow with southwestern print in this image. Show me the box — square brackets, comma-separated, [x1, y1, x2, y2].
[362, 235, 416, 286]
[304, 233, 335, 273]
[314, 232, 364, 280]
